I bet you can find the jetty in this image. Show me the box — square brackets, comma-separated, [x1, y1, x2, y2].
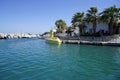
[61, 35, 120, 46]
[0, 33, 41, 39]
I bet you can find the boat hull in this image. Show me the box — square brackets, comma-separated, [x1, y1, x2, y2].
[46, 37, 62, 44]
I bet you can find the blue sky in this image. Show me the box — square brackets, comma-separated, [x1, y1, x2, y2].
[0, 0, 120, 34]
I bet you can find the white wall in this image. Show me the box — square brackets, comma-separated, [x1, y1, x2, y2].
[85, 22, 108, 33]
[85, 23, 93, 33]
[74, 27, 79, 34]
[96, 22, 108, 32]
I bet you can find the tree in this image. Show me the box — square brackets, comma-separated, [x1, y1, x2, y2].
[84, 7, 98, 35]
[99, 5, 120, 35]
[55, 19, 67, 33]
[66, 25, 74, 36]
[71, 12, 84, 35]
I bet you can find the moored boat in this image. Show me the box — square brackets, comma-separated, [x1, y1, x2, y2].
[46, 29, 61, 44]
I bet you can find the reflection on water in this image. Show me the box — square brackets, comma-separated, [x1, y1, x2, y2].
[49, 43, 61, 50]
[47, 43, 61, 55]
[0, 39, 120, 80]
[47, 43, 120, 80]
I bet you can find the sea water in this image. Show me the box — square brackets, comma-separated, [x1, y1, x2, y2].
[0, 38, 120, 80]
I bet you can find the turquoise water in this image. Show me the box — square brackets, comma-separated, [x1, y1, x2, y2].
[0, 38, 120, 80]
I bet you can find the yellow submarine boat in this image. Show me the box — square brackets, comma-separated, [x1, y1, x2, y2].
[46, 29, 62, 44]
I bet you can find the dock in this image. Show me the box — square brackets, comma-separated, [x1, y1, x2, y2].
[62, 40, 120, 47]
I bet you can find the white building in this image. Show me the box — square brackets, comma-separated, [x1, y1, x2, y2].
[85, 22, 108, 34]
[71, 22, 109, 36]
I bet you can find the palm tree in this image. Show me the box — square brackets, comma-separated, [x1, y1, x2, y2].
[71, 12, 84, 36]
[115, 21, 120, 34]
[66, 25, 74, 36]
[84, 7, 98, 35]
[55, 19, 67, 33]
[99, 5, 120, 35]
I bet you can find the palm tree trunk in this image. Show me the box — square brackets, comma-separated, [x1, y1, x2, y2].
[109, 18, 114, 35]
[109, 23, 113, 35]
[93, 21, 97, 35]
[79, 26, 83, 36]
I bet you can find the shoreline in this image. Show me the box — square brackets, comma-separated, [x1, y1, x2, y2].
[62, 40, 120, 47]
[0, 33, 120, 47]
[61, 35, 120, 47]
[0, 33, 41, 39]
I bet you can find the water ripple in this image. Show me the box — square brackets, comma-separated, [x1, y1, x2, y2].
[0, 39, 120, 80]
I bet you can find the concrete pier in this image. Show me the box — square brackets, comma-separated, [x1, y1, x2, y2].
[61, 35, 120, 47]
